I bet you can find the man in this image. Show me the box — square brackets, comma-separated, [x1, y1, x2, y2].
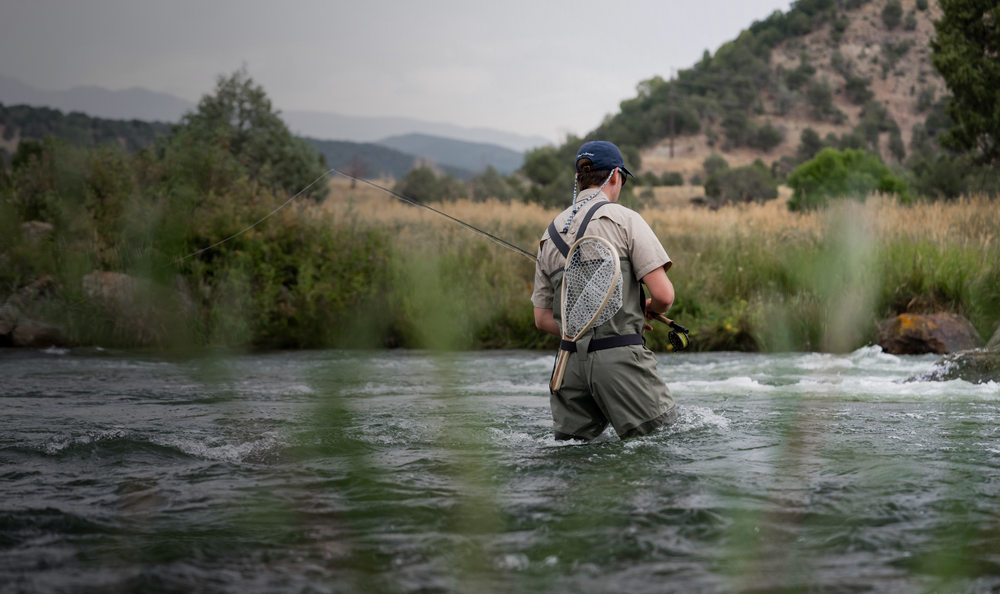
[531, 140, 677, 441]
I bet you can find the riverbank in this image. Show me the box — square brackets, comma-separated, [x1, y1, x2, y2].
[4, 169, 999, 352]
[322, 177, 1000, 352]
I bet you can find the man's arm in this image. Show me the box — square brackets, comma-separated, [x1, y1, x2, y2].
[642, 266, 675, 316]
[534, 307, 561, 337]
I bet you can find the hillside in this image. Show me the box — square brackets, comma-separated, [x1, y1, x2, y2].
[0, 103, 168, 164]
[377, 133, 525, 175]
[611, 0, 947, 181]
[307, 138, 473, 180]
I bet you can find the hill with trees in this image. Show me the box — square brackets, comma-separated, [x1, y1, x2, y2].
[0, 103, 168, 165]
[307, 138, 473, 180]
[522, 0, 997, 206]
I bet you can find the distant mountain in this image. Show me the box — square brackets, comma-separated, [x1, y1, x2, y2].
[306, 138, 473, 181]
[0, 75, 551, 153]
[0, 102, 168, 163]
[282, 111, 549, 153]
[376, 133, 524, 175]
[0, 75, 195, 123]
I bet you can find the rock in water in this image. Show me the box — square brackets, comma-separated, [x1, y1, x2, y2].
[877, 313, 984, 355]
[908, 348, 1000, 384]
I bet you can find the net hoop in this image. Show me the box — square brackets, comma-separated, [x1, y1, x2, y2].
[559, 235, 622, 341]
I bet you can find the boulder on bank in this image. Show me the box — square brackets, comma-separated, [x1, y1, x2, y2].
[877, 313, 984, 355]
[21, 221, 54, 244]
[12, 320, 67, 349]
[907, 348, 1000, 384]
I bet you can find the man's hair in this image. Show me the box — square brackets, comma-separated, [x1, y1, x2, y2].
[576, 157, 619, 190]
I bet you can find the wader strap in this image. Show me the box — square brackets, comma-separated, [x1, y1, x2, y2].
[547, 200, 621, 258]
[560, 333, 643, 353]
[547, 221, 570, 258]
[576, 201, 618, 238]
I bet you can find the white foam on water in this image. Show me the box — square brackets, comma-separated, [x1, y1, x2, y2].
[670, 406, 731, 434]
[795, 352, 857, 371]
[153, 432, 284, 463]
[42, 346, 70, 355]
[671, 376, 774, 394]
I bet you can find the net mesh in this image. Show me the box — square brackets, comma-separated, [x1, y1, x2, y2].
[563, 238, 623, 339]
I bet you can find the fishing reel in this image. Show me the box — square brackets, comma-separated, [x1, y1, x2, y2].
[667, 321, 690, 352]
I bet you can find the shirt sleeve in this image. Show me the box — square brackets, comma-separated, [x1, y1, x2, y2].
[530, 242, 554, 309]
[627, 215, 672, 280]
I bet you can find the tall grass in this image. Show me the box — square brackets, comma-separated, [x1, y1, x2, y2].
[325, 177, 1000, 352]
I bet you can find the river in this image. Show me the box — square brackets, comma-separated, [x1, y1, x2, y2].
[2, 347, 999, 593]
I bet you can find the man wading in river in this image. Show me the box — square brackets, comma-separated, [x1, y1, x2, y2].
[532, 140, 677, 441]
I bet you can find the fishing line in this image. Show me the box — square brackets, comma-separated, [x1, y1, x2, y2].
[328, 168, 538, 262]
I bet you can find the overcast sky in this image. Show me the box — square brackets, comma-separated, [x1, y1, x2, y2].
[1, 0, 793, 142]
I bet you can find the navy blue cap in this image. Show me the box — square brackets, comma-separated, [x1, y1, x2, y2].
[575, 140, 635, 178]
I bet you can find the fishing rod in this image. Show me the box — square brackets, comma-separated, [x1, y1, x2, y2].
[325, 169, 689, 349]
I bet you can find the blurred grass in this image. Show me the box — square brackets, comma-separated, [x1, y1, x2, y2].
[4, 148, 999, 352]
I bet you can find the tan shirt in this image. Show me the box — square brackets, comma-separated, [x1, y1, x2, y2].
[531, 191, 671, 309]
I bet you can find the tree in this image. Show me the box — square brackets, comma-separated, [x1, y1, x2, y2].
[175, 68, 328, 199]
[705, 160, 779, 205]
[882, 0, 904, 29]
[930, 0, 1000, 163]
[787, 148, 910, 210]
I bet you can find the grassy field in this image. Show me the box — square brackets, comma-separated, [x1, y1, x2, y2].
[324, 176, 1000, 352]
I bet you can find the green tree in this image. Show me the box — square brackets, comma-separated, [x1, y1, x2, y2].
[787, 148, 910, 209]
[930, 0, 1000, 163]
[174, 68, 328, 199]
[798, 127, 825, 161]
[703, 153, 730, 177]
[393, 167, 468, 203]
[705, 160, 778, 205]
[470, 166, 522, 202]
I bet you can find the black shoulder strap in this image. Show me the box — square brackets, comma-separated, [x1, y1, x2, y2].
[548, 200, 621, 258]
[547, 221, 570, 258]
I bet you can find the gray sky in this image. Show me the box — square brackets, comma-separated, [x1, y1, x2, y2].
[1, 0, 792, 142]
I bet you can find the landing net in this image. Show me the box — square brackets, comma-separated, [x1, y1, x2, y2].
[563, 238, 623, 339]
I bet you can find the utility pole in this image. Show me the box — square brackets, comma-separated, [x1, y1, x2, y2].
[669, 68, 676, 160]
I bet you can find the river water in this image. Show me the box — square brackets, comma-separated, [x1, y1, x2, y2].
[2, 347, 999, 593]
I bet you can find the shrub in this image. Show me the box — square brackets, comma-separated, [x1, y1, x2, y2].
[882, 0, 903, 29]
[748, 121, 786, 152]
[881, 40, 915, 79]
[690, 174, 703, 186]
[639, 171, 661, 186]
[393, 167, 468, 203]
[916, 0, 928, 10]
[798, 127, 825, 161]
[787, 148, 910, 210]
[661, 171, 684, 186]
[914, 87, 935, 113]
[807, 79, 843, 121]
[470, 166, 522, 202]
[844, 75, 875, 105]
[703, 153, 729, 177]
[784, 54, 817, 90]
[888, 129, 906, 161]
[705, 159, 779, 205]
[904, 10, 918, 31]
